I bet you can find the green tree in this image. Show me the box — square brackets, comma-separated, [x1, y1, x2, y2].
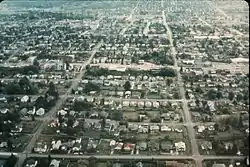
[195, 99, 200, 106]
[236, 94, 243, 102]
[84, 82, 100, 93]
[228, 91, 234, 101]
[67, 117, 75, 127]
[111, 111, 123, 121]
[216, 91, 223, 99]
[206, 89, 217, 100]
[5, 83, 21, 94]
[47, 82, 58, 98]
[33, 59, 40, 67]
[123, 81, 131, 91]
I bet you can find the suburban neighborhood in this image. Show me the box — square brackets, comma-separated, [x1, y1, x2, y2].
[0, 0, 249, 167]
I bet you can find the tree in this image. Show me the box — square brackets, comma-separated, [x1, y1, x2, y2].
[58, 113, 63, 125]
[214, 123, 219, 131]
[216, 91, 223, 99]
[180, 66, 183, 73]
[4, 154, 17, 167]
[140, 91, 146, 98]
[195, 86, 203, 93]
[111, 111, 123, 121]
[123, 81, 131, 91]
[228, 91, 234, 101]
[195, 99, 200, 107]
[48, 154, 52, 164]
[33, 59, 40, 67]
[67, 117, 75, 127]
[47, 82, 58, 98]
[185, 91, 189, 99]
[236, 94, 243, 102]
[206, 89, 217, 100]
[166, 79, 172, 86]
[84, 82, 100, 93]
[7, 139, 12, 151]
[32, 114, 35, 121]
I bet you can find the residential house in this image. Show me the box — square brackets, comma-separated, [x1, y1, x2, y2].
[49, 159, 60, 167]
[137, 141, 147, 151]
[21, 95, 29, 103]
[174, 141, 186, 152]
[51, 140, 62, 150]
[34, 142, 47, 153]
[160, 141, 173, 152]
[36, 108, 45, 116]
[72, 138, 82, 152]
[123, 143, 135, 154]
[197, 125, 206, 133]
[160, 125, 172, 132]
[25, 159, 38, 167]
[149, 125, 159, 133]
[201, 141, 212, 150]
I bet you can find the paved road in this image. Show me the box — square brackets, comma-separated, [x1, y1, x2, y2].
[14, 41, 103, 167]
[162, 10, 203, 167]
[120, 2, 139, 35]
[2, 151, 246, 162]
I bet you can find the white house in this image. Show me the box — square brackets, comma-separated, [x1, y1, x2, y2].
[21, 95, 29, 103]
[36, 108, 45, 116]
[174, 141, 186, 152]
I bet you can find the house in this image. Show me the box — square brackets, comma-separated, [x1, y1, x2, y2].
[36, 108, 45, 116]
[149, 142, 159, 151]
[0, 108, 8, 114]
[123, 143, 135, 153]
[201, 141, 212, 150]
[0, 96, 7, 103]
[25, 159, 38, 167]
[128, 123, 139, 131]
[207, 125, 215, 131]
[174, 141, 186, 152]
[197, 125, 206, 133]
[114, 142, 123, 150]
[110, 140, 116, 147]
[161, 113, 171, 121]
[160, 141, 173, 152]
[21, 95, 29, 103]
[117, 91, 124, 97]
[0, 141, 7, 148]
[137, 141, 147, 151]
[34, 142, 47, 153]
[122, 101, 130, 107]
[49, 159, 60, 167]
[138, 101, 144, 108]
[125, 91, 131, 97]
[174, 128, 183, 133]
[72, 138, 82, 151]
[87, 139, 98, 151]
[145, 101, 152, 108]
[11, 125, 23, 133]
[58, 109, 67, 116]
[130, 101, 137, 107]
[152, 101, 160, 108]
[138, 125, 148, 133]
[207, 101, 216, 112]
[51, 140, 62, 150]
[161, 125, 172, 132]
[149, 125, 159, 133]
